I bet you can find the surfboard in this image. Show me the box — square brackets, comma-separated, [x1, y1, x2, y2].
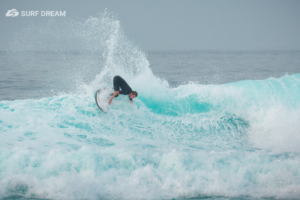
[95, 88, 114, 113]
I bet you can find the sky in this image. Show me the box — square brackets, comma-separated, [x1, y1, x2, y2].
[1, 0, 300, 51]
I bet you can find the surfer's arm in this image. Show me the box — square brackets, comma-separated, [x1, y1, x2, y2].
[108, 91, 119, 105]
[129, 96, 133, 103]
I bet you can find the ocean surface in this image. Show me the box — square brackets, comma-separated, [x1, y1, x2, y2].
[1, 12, 300, 200]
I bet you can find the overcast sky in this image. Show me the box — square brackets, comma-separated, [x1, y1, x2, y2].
[1, 0, 300, 51]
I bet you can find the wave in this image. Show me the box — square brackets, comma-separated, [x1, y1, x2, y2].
[1, 74, 300, 199]
[1, 11, 300, 199]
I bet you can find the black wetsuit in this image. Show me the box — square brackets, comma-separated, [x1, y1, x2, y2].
[113, 76, 132, 100]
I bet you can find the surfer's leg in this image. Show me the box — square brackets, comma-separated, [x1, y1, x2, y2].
[113, 76, 120, 91]
[113, 76, 121, 97]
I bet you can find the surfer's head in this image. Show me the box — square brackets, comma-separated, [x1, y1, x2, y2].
[129, 91, 138, 99]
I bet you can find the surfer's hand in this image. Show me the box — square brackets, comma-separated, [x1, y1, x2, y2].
[108, 91, 118, 105]
[130, 100, 133, 103]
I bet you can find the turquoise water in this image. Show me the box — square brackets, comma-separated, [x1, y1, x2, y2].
[1, 74, 300, 199]
[1, 12, 300, 199]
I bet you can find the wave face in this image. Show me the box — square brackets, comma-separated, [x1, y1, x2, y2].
[1, 12, 300, 199]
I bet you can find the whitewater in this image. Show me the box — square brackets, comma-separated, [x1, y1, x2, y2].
[1, 12, 300, 199]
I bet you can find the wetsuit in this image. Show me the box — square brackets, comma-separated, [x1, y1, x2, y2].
[113, 76, 132, 100]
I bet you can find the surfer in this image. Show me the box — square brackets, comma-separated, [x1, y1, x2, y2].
[108, 75, 138, 105]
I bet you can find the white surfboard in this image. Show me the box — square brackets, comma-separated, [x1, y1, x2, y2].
[95, 88, 114, 113]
